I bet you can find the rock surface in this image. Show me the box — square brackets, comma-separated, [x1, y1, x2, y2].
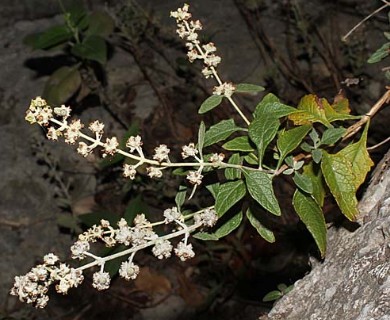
[261, 151, 390, 320]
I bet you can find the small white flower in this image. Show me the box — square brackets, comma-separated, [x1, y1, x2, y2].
[213, 82, 236, 98]
[153, 144, 170, 162]
[209, 153, 225, 164]
[163, 207, 183, 223]
[123, 164, 137, 179]
[186, 171, 203, 185]
[53, 105, 71, 119]
[170, 4, 191, 21]
[199, 208, 218, 227]
[64, 119, 83, 144]
[46, 127, 59, 141]
[103, 137, 119, 155]
[174, 241, 195, 261]
[126, 135, 142, 152]
[88, 120, 104, 134]
[201, 67, 214, 78]
[152, 239, 173, 259]
[70, 240, 90, 260]
[77, 142, 91, 157]
[147, 167, 163, 178]
[181, 143, 198, 159]
[119, 261, 140, 280]
[43, 253, 59, 265]
[204, 54, 221, 67]
[92, 271, 111, 291]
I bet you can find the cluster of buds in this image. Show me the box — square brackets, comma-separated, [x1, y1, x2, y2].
[11, 208, 218, 308]
[170, 4, 222, 79]
[10, 254, 83, 308]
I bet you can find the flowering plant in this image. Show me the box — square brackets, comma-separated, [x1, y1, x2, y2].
[11, 3, 380, 309]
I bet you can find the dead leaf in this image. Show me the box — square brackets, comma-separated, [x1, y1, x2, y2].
[177, 273, 205, 307]
[72, 196, 97, 215]
[134, 267, 172, 295]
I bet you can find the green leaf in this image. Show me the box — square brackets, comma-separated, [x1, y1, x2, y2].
[86, 10, 115, 37]
[222, 136, 255, 152]
[321, 150, 359, 221]
[253, 93, 298, 119]
[215, 211, 243, 238]
[303, 163, 325, 207]
[293, 172, 313, 194]
[246, 208, 275, 243]
[249, 115, 280, 167]
[193, 232, 219, 241]
[204, 119, 243, 147]
[225, 153, 242, 180]
[175, 185, 187, 209]
[312, 149, 322, 163]
[71, 35, 107, 64]
[244, 171, 281, 216]
[277, 125, 311, 166]
[293, 189, 327, 258]
[244, 153, 259, 165]
[66, 1, 88, 30]
[321, 127, 346, 146]
[43, 66, 81, 105]
[263, 290, 283, 302]
[215, 181, 246, 217]
[368, 43, 390, 63]
[199, 95, 223, 114]
[288, 94, 332, 128]
[235, 83, 265, 93]
[206, 183, 220, 200]
[56, 214, 81, 233]
[23, 25, 73, 50]
[323, 99, 361, 122]
[197, 121, 206, 157]
[124, 195, 146, 224]
[337, 123, 373, 190]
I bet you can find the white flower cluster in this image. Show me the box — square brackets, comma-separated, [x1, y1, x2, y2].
[10, 253, 83, 308]
[170, 4, 222, 78]
[213, 82, 236, 98]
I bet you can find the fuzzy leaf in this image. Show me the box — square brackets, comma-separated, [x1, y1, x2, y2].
[244, 171, 281, 216]
[288, 95, 332, 128]
[337, 123, 374, 190]
[249, 115, 280, 167]
[246, 208, 275, 243]
[368, 43, 390, 63]
[206, 183, 220, 200]
[293, 189, 327, 258]
[71, 35, 107, 64]
[215, 180, 246, 217]
[199, 95, 223, 114]
[193, 232, 219, 241]
[303, 163, 325, 207]
[197, 121, 206, 157]
[222, 136, 255, 152]
[293, 172, 313, 194]
[43, 66, 81, 105]
[175, 185, 187, 209]
[321, 127, 346, 146]
[215, 211, 243, 238]
[263, 291, 283, 302]
[312, 149, 322, 163]
[235, 83, 265, 93]
[204, 119, 243, 147]
[277, 125, 311, 165]
[254, 93, 297, 119]
[321, 150, 358, 220]
[225, 153, 242, 180]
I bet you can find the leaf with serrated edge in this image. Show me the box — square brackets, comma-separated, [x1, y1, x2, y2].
[222, 136, 255, 152]
[338, 123, 373, 190]
[254, 93, 297, 119]
[249, 115, 280, 167]
[321, 127, 346, 146]
[321, 150, 358, 220]
[244, 171, 281, 216]
[235, 83, 265, 93]
[277, 125, 311, 166]
[303, 163, 325, 207]
[288, 95, 332, 128]
[293, 189, 326, 258]
[199, 95, 223, 114]
[246, 208, 275, 242]
[204, 119, 243, 147]
[215, 180, 246, 217]
[215, 211, 243, 238]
